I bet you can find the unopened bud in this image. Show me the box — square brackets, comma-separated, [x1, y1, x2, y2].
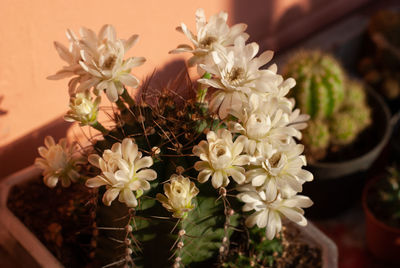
[176, 166, 184, 174]
[178, 229, 186, 237]
[177, 241, 184, 248]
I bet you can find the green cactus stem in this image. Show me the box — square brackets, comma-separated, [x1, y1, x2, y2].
[284, 50, 346, 119]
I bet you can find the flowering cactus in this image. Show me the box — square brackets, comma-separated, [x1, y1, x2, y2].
[35, 8, 314, 267]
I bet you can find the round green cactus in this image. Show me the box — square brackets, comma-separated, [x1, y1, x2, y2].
[302, 120, 330, 157]
[330, 113, 359, 145]
[284, 50, 346, 119]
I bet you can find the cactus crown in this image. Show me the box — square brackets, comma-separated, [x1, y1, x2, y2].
[284, 50, 345, 119]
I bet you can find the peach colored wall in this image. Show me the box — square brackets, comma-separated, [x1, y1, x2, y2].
[0, 0, 372, 177]
[0, 0, 233, 147]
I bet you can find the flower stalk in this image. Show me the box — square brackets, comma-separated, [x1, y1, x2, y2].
[121, 88, 135, 107]
[196, 72, 211, 103]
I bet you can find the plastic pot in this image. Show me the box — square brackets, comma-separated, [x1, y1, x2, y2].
[0, 165, 338, 267]
[362, 175, 400, 264]
[303, 85, 392, 218]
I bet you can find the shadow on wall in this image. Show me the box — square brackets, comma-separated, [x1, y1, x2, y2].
[0, 117, 71, 179]
[0, 59, 190, 179]
[232, 0, 372, 52]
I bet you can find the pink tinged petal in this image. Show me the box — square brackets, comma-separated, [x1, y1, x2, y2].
[209, 92, 225, 114]
[211, 170, 224, 188]
[105, 82, 119, 102]
[256, 210, 269, 228]
[198, 169, 212, 183]
[194, 161, 210, 171]
[76, 78, 100, 92]
[256, 50, 274, 68]
[99, 24, 116, 41]
[232, 155, 250, 166]
[79, 61, 102, 77]
[180, 23, 196, 43]
[265, 180, 278, 202]
[124, 34, 139, 51]
[38, 147, 48, 158]
[266, 211, 280, 240]
[61, 177, 71, 187]
[102, 188, 120, 206]
[124, 57, 146, 69]
[285, 195, 313, 208]
[238, 191, 259, 203]
[119, 73, 139, 88]
[279, 207, 306, 225]
[54, 41, 73, 63]
[119, 188, 138, 207]
[232, 136, 246, 156]
[136, 169, 157, 181]
[218, 95, 232, 119]
[115, 170, 130, 183]
[117, 159, 130, 174]
[88, 154, 101, 168]
[228, 167, 245, 184]
[86, 176, 109, 188]
[47, 70, 74, 80]
[34, 158, 48, 169]
[44, 176, 59, 188]
[44, 136, 55, 148]
[135, 156, 153, 170]
[122, 138, 133, 161]
[245, 211, 261, 227]
[252, 174, 267, 187]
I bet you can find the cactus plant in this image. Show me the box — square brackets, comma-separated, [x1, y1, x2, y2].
[283, 50, 346, 119]
[358, 10, 400, 100]
[284, 51, 372, 161]
[32, 9, 316, 267]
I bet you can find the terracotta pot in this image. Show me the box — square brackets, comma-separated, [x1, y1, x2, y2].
[0, 165, 338, 267]
[362, 175, 400, 264]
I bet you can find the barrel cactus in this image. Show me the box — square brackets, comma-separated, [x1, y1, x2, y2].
[284, 51, 372, 161]
[283, 50, 346, 119]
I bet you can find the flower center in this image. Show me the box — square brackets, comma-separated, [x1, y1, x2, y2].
[226, 67, 245, 86]
[269, 153, 281, 168]
[103, 55, 116, 69]
[200, 36, 217, 49]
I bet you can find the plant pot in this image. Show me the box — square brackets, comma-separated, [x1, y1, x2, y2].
[303, 85, 391, 218]
[1, 165, 338, 267]
[0, 165, 63, 268]
[362, 174, 400, 264]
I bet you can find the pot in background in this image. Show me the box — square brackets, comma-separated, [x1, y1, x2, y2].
[303, 85, 391, 218]
[362, 175, 400, 264]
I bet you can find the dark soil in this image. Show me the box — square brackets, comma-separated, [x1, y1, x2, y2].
[7, 177, 322, 268]
[7, 176, 99, 268]
[366, 176, 400, 229]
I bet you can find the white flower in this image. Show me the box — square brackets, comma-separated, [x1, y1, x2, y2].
[170, 8, 249, 68]
[156, 175, 199, 218]
[47, 29, 90, 95]
[198, 38, 281, 119]
[48, 25, 145, 102]
[229, 94, 302, 157]
[193, 129, 250, 188]
[78, 25, 145, 102]
[244, 142, 313, 201]
[237, 188, 313, 240]
[35, 136, 84, 188]
[86, 138, 157, 207]
[64, 91, 101, 125]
